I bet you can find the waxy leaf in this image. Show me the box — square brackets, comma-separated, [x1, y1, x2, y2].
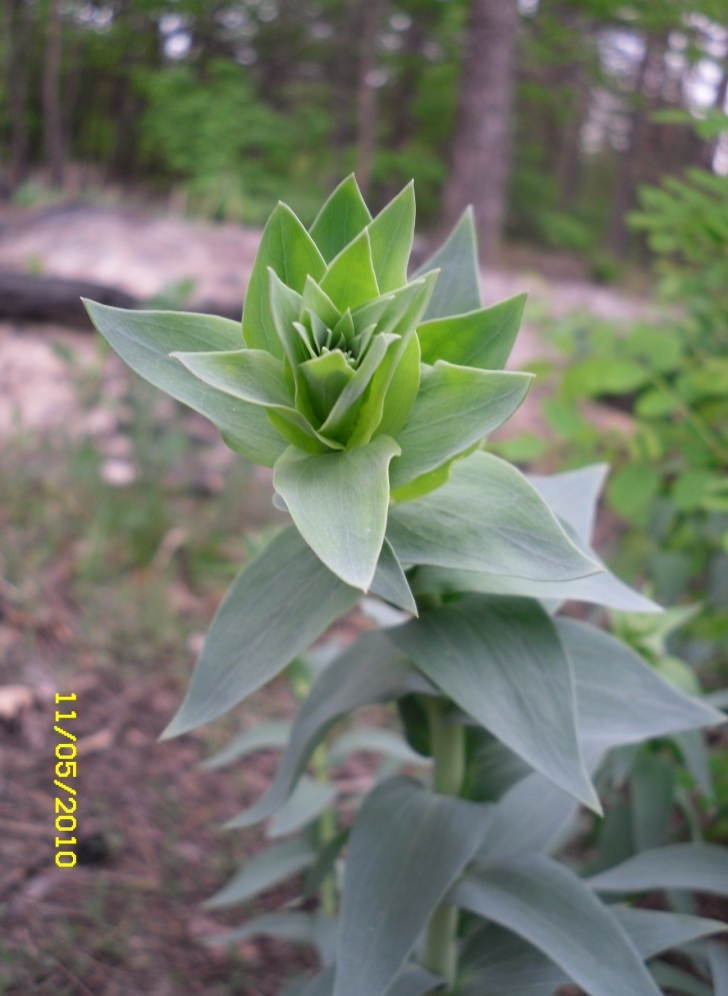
[172, 347, 291, 408]
[328, 727, 426, 766]
[587, 843, 728, 896]
[368, 538, 417, 615]
[413, 208, 481, 320]
[273, 436, 401, 590]
[243, 202, 326, 357]
[452, 854, 662, 996]
[390, 597, 599, 810]
[320, 333, 397, 444]
[417, 294, 527, 371]
[227, 631, 434, 829]
[200, 721, 291, 771]
[334, 777, 491, 996]
[389, 363, 532, 491]
[204, 838, 316, 909]
[268, 776, 339, 838]
[302, 275, 342, 329]
[83, 302, 286, 466]
[557, 619, 724, 751]
[320, 229, 380, 313]
[368, 182, 416, 293]
[161, 527, 360, 738]
[387, 452, 601, 582]
[528, 464, 609, 545]
[310, 175, 372, 263]
[302, 965, 443, 996]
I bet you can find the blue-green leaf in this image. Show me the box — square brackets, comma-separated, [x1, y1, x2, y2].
[161, 527, 360, 738]
[417, 294, 526, 371]
[243, 202, 326, 357]
[204, 838, 316, 909]
[310, 175, 372, 263]
[320, 229, 380, 313]
[390, 597, 599, 810]
[368, 539, 417, 615]
[630, 754, 675, 852]
[389, 363, 532, 490]
[268, 776, 339, 838]
[334, 777, 491, 996]
[413, 208, 481, 320]
[200, 721, 291, 772]
[587, 843, 728, 896]
[452, 854, 662, 996]
[227, 631, 434, 829]
[273, 436, 401, 590]
[387, 452, 601, 582]
[83, 302, 286, 466]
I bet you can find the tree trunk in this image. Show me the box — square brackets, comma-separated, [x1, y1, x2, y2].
[441, 0, 520, 265]
[355, 0, 383, 197]
[43, 0, 65, 188]
[8, 0, 33, 189]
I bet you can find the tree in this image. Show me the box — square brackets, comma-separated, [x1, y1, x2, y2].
[441, 0, 520, 265]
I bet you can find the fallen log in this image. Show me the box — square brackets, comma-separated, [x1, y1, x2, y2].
[0, 271, 242, 329]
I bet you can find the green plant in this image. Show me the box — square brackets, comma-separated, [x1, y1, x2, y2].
[85, 176, 727, 995]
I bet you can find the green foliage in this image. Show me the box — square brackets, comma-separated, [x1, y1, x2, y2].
[85, 180, 728, 995]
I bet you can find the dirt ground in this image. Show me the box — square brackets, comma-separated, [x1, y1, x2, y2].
[0, 201, 675, 996]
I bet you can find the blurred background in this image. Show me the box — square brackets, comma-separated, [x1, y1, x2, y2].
[2, 2, 728, 994]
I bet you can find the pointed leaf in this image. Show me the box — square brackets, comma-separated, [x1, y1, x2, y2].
[172, 347, 292, 407]
[268, 777, 339, 839]
[204, 838, 316, 909]
[389, 363, 532, 490]
[161, 527, 360, 738]
[368, 539, 417, 614]
[452, 854, 662, 996]
[413, 208, 481, 320]
[310, 175, 372, 263]
[528, 464, 609, 546]
[368, 182, 416, 293]
[320, 333, 396, 444]
[303, 276, 342, 329]
[300, 350, 356, 422]
[200, 721, 291, 772]
[227, 631, 434, 828]
[387, 452, 601, 582]
[207, 911, 319, 947]
[390, 597, 599, 810]
[708, 942, 728, 996]
[651, 963, 713, 996]
[587, 843, 728, 896]
[243, 202, 326, 357]
[320, 229, 380, 313]
[301, 965, 443, 996]
[334, 777, 491, 996]
[417, 294, 526, 371]
[273, 436, 401, 590]
[83, 302, 285, 466]
[557, 619, 724, 751]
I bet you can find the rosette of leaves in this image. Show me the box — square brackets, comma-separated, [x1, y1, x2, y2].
[84, 179, 728, 996]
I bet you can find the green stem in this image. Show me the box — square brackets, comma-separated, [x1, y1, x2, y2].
[423, 698, 465, 988]
[312, 744, 337, 917]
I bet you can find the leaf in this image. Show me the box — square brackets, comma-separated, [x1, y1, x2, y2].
[320, 229, 380, 313]
[310, 175, 372, 263]
[300, 349, 357, 422]
[708, 941, 728, 996]
[630, 754, 675, 852]
[303, 828, 350, 899]
[303, 275, 342, 329]
[320, 333, 397, 444]
[243, 202, 326, 357]
[369, 539, 417, 615]
[650, 963, 714, 996]
[83, 302, 286, 466]
[268, 776, 339, 838]
[451, 854, 662, 996]
[527, 464, 609, 546]
[172, 347, 292, 407]
[587, 843, 728, 896]
[674, 730, 713, 799]
[161, 527, 360, 738]
[389, 363, 532, 490]
[204, 839, 316, 909]
[328, 727, 427, 766]
[417, 294, 527, 371]
[200, 721, 291, 772]
[227, 631, 435, 829]
[368, 182, 416, 293]
[387, 452, 601, 582]
[207, 910, 320, 947]
[390, 597, 599, 810]
[556, 619, 724, 752]
[334, 776, 491, 996]
[273, 436, 401, 590]
[413, 208, 481, 320]
[457, 908, 727, 996]
[301, 965, 443, 996]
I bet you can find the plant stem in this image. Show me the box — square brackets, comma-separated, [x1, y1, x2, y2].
[312, 743, 337, 917]
[423, 697, 465, 987]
